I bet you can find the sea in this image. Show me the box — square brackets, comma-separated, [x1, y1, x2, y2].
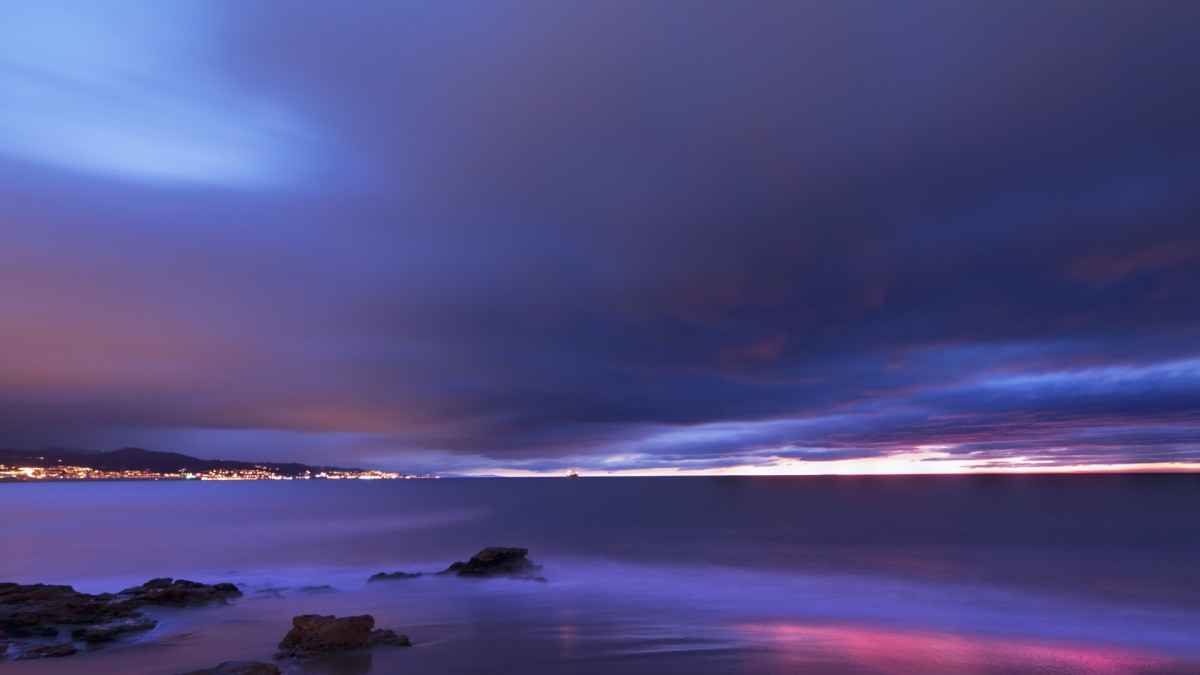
[3, 474, 1199, 674]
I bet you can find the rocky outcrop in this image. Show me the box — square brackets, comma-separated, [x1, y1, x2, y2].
[178, 661, 282, 675]
[367, 571, 422, 583]
[117, 578, 242, 608]
[442, 547, 545, 581]
[0, 582, 142, 638]
[370, 547, 548, 583]
[276, 614, 410, 657]
[1, 578, 240, 661]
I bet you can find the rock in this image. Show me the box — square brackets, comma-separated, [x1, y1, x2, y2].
[118, 578, 242, 608]
[1, 577, 238, 660]
[442, 547, 546, 580]
[297, 585, 338, 593]
[276, 614, 411, 657]
[15, 642, 77, 660]
[1, 582, 153, 659]
[0, 582, 143, 638]
[367, 571, 422, 583]
[369, 547, 548, 583]
[178, 661, 282, 675]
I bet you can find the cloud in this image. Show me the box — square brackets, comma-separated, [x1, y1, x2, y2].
[0, 1, 314, 188]
[0, 2, 1199, 473]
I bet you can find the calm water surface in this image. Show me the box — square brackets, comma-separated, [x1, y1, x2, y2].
[3, 475, 1199, 673]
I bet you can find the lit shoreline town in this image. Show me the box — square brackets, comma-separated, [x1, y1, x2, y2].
[0, 447, 439, 481]
[0, 463, 433, 481]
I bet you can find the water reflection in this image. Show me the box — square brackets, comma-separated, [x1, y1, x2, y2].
[734, 621, 1189, 675]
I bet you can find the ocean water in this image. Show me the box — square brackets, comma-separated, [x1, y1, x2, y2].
[2, 475, 1199, 674]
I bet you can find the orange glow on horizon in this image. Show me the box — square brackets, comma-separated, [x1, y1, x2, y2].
[468, 449, 1200, 478]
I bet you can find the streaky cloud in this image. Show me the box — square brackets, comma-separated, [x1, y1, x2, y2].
[0, 1, 313, 188]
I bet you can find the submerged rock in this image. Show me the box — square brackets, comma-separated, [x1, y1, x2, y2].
[442, 547, 546, 581]
[367, 571, 422, 583]
[276, 614, 411, 657]
[70, 617, 157, 644]
[178, 661, 282, 675]
[118, 578, 242, 608]
[15, 642, 77, 660]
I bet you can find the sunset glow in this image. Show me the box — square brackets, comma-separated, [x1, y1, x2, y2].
[473, 452, 1200, 478]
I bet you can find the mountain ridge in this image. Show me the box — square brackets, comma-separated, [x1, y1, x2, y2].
[0, 447, 370, 477]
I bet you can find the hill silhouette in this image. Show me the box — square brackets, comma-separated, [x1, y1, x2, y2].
[0, 447, 363, 476]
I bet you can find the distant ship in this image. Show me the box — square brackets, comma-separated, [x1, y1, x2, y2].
[565, 469, 580, 479]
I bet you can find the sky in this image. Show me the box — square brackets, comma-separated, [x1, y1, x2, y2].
[1, 1, 1198, 476]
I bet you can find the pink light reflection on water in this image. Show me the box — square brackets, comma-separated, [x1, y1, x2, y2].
[733, 621, 1199, 674]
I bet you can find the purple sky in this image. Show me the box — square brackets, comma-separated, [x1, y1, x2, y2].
[1, 1, 1198, 474]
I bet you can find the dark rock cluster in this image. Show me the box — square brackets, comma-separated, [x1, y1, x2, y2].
[117, 577, 242, 608]
[1, 582, 141, 636]
[0, 578, 240, 662]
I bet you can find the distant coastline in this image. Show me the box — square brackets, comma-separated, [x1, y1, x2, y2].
[0, 447, 434, 482]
